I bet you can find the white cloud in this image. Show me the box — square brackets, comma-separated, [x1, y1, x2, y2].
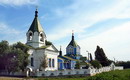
[0, 22, 26, 44]
[0, 23, 20, 34]
[90, 0, 130, 20]
[0, 0, 38, 6]
[0, 0, 129, 61]
[47, 23, 86, 41]
[78, 21, 130, 61]
[47, 0, 130, 41]
[46, 0, 130, 61]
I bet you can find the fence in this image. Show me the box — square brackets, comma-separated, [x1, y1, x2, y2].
[0, 66, 123, 77]
[35, 66, 123, 76]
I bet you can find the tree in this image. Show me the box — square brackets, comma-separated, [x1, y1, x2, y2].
[0, 40, 10, 56]
[90, 60, 102, 69]
[12, 42, 30, 53]
[12, 42, 30, 71]
[85, 63, 90, 69]
[95, 46, 111, 66]
[116, 61, 130, 69]
[5, 46, 29, 74]
[80, 57, 87, 62]
[90, 53, 93, 62]
[40, 54, 48, 70]
[0, 41, 30, 73]
[5, 49, 20, 74]
[75, 61, 80, 69]
[0, 40, 10, 70]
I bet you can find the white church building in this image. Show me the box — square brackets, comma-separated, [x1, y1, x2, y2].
[24, 9, 123, 77]
[26, 9, 59, 75]
[0, 8, 123, 77]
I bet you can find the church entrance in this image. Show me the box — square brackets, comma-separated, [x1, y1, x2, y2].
[26, 68, 31, 77]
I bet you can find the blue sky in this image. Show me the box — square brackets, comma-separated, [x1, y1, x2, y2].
[0, 0, 130, 61]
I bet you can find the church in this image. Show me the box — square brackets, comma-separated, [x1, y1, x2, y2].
[0, 8, 122, 77]
[26, 9, 88, 74]
[58, 32, 82, 70]
[26, 9, 59, 72]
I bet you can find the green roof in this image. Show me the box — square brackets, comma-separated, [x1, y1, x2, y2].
[28, 10, 44, 33]
[68, 40, 78, 47]
[67, 33, 79, 47]
[28, 17, 43, 33]
[40, 45, 48, 49]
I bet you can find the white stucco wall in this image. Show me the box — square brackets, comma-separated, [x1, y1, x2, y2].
[45, 49, 58, 71]
[27, 48, 58, 71]
[26, 31, 46, 48]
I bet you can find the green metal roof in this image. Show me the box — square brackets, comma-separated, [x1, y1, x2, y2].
[68, 39, 78, 47]
[28, 10, 44, 33]
[28, 17, 43, 33]
[67, 33, 79, 47]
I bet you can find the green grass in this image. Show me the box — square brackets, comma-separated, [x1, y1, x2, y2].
[86, 69, 130, 80]
[0, 69, 130, 80]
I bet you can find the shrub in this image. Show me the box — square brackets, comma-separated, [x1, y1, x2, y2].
[90, 60, 102, 69]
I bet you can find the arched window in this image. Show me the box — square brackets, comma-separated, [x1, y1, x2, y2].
[31, 57, 34, 66]
[49, 58, 51, 67]
[29, 33, 33, 41]
[52, 59, 55, 67]
[40, 33, 44, 42]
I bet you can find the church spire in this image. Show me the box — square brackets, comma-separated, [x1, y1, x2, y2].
[35, 8, 38, 17]
[67, 30, 78, 47]
[66, 30, 81, 59]
[26, 8, 46, 48]
[59, 46, 62, 56]
[72, 30, 74, 41]
[28, 8, 44, 33]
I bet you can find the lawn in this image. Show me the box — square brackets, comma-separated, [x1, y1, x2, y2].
[0, 69, 130, 80]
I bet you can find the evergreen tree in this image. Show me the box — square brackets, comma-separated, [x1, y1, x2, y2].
[90, 53, 93, 62]
[95, 45, 111, 66]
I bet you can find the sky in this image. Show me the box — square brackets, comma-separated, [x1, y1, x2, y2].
[0, 0, 130, 61]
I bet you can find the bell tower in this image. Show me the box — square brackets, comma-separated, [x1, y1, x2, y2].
[66, 31, 81, 59]
[26, 9, 46, 48]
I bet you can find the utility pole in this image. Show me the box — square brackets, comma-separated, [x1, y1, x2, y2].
[113, 57, 116, 63]
[86, 51, 90, 61]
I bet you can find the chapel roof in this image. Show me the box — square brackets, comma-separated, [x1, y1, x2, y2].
[28, 9, 44, 33]
[68, 39, 78, 47]
[67, 32, 79, 47]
